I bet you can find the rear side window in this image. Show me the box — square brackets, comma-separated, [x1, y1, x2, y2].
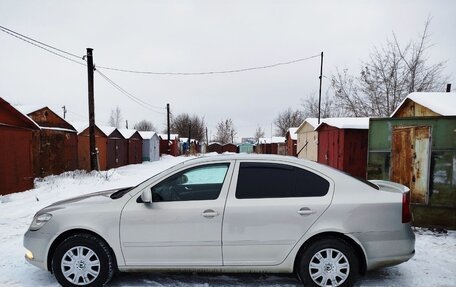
[236, 162, 329, 199]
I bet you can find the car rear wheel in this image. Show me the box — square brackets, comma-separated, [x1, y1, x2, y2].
[52, 234, 114, 287]
[297, 238, 358, 287]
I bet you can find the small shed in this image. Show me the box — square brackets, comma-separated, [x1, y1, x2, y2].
[316, 118, 369, 178]
[158, 134, 180, 156]
[257, 137, 286, 155]
[368, 92, 456, 229]
[72, 122, 108, 171]
[16, 106, 78, 177]
[296, 118, 319, 161]
[208, 142, 223, 154]
[119, 129, 143, 165]
[286, 127, 298, 156]
[100, 126, 128, 169]
[238, 143, 254, 154]
[222, 143, 237, 153]
[0, 98, 39, 195]
[139, 131, 160, 161]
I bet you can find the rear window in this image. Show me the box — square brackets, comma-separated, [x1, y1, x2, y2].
[236, 162, 329, 199]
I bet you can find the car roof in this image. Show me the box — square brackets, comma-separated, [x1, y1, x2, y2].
[182, 154, 325, 170]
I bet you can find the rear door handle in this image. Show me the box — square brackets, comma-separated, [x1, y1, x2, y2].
[202, 209, 219, 218]
[298, 207, 316, 216]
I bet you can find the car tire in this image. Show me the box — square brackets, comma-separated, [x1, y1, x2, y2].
[297, 237, 359, 287]
[52, 233, 114, 287]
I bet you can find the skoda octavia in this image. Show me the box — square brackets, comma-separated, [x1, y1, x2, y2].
[24, 154, 415, 287]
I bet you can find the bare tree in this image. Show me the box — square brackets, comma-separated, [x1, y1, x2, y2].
[301, 91, 340, 118]
[274, 108, 305, 136]
[331, 18, 448, 117]
[215, 118, 236, 144]
[170, 113, 205, 141]
[134, 120, 156, 131]
[254, 125, 265, 141]
[108, 106, 123, 128]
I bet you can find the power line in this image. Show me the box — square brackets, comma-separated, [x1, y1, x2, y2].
[0, 26, 86, 67]
[0, 25, 82, 59]
[95, 69, 166, 114]
[96, 54, 321, 76]
[0, 25, 321, 76]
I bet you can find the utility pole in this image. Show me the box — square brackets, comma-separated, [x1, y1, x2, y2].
[86, 48, 98, 171]
[318, 51, 324, 125]
[167, 103, 171, 154]
[125, 120, 128, 129]
[61, 105, 67, 119]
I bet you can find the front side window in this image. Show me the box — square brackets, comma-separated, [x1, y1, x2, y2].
[151, 163, 229, 202]
[236, 162, 329, 199]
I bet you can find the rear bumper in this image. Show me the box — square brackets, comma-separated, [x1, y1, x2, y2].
[351, 226, 415, 271]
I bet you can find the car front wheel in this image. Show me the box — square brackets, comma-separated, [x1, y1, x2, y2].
[297, 238, 359, 287]
[52, 233, 114, 287]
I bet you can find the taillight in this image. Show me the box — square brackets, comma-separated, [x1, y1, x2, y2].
[402, 192, 411, 223]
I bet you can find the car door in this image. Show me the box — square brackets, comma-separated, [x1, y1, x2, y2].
[222, 160, 334, 266]
[120, 161, 234, 266]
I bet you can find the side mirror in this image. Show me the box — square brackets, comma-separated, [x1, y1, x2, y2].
[140, 189, 152, 203]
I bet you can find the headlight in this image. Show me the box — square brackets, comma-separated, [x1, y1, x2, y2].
[29, 213, 52, 231]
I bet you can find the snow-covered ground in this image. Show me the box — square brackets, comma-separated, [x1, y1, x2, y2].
[0, 155, 455, 287]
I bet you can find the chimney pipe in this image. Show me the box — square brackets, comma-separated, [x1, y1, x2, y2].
[446, 83, 452, 92]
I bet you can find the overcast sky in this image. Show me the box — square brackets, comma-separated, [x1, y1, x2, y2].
[1, 0, 455, 140]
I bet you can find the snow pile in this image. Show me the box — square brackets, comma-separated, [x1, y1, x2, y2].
[0, 154, 455, 286]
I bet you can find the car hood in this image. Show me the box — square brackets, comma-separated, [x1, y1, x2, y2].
[39, 187, 132, 214]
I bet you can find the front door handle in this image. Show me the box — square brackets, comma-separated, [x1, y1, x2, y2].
[202, 209, 219, 218]
[298, 207, 316, 216]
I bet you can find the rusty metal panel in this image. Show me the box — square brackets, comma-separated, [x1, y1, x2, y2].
[128, 138, 143, 164]
[107, 138, 128, 169]
[318, 125, 341, 170]
[208, 143, 223, 154]
[78, 127, 108, 171]
[34, 130, 78, 177]
[392, 126, 431, 205]
[393, 99, 441, 118]
[342, 129, 369, 178]
[222, 143, 237, 153]
[412, 127, 431, 204]
[0, 126, 34, 195]
[27, 107, 75, 130]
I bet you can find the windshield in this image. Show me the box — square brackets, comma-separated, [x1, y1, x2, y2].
[110, 161, 188, 199]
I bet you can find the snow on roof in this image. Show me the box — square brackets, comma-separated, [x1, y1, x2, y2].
[258, 137, 286, 144]
[138, 131, 158, 139]
[98, 126, 117, 137]
[69, 122, 89, 134]
[158, 133, 179, 140]
[296, 118, 319, 133]
[287, 127, 298, 140]
[11, 105, 43, 129]
[391, 92, 456, 117]
[315, 117, 370, 130]
[118, 128, 140, 139]
[41, 126, 76, 133]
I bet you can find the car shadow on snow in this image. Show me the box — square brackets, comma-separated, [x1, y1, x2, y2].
[109, 272, 302, 286]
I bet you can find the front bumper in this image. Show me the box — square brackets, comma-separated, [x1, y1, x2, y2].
[23, 229, 54, 271]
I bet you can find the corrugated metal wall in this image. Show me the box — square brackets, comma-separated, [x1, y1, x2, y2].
[0, 126, 35, 195]
[318, 125, 368, 178]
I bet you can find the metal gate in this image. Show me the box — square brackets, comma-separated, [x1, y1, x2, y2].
[392, 126, 431, 204]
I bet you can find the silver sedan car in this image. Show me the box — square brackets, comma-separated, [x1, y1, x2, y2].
[24, 154, 415, 287]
